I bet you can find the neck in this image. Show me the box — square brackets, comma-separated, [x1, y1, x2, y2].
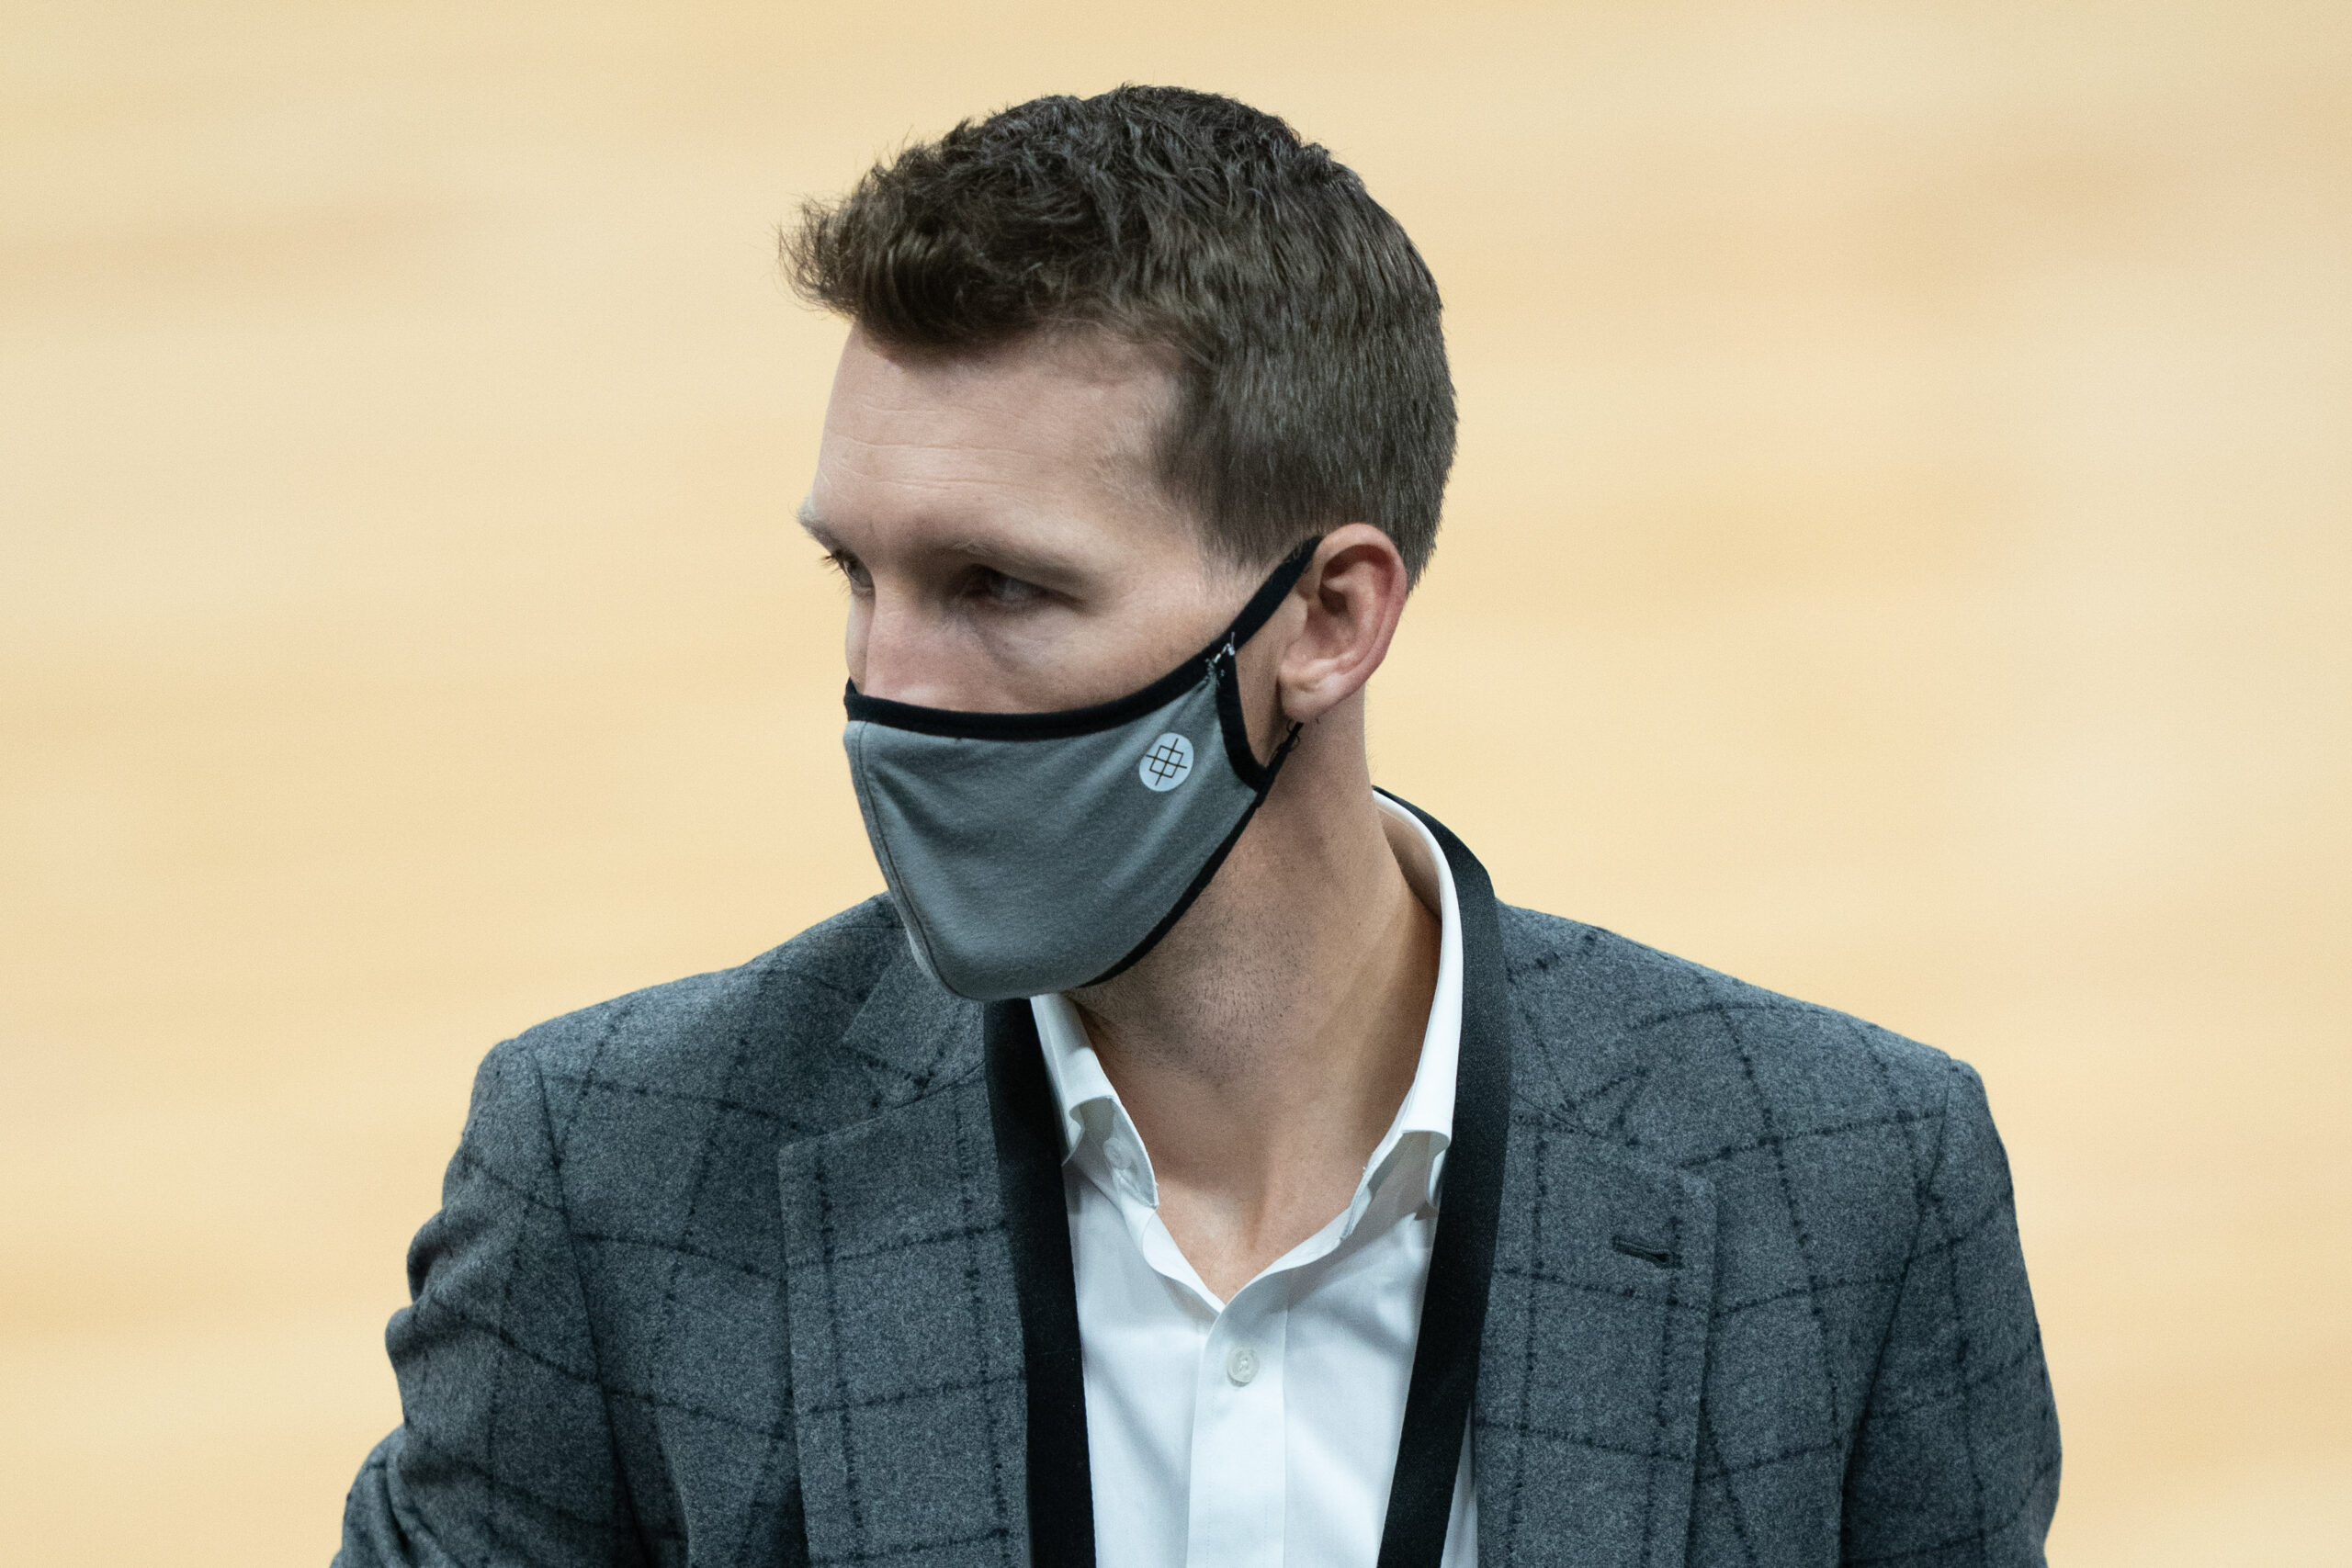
[1068, 698, 1439, 1296]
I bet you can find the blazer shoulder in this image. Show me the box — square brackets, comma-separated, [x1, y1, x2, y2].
[1496, 902, 1976, 1160]
[493, 894, 924, 1134]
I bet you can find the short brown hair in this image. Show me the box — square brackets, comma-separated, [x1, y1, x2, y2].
[784, 85, 1455, 581]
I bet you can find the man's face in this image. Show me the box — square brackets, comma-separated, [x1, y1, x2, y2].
[802, 328, 1253, 714]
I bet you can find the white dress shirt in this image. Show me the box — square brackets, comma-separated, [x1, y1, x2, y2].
[1029, 794, 1476, 1568]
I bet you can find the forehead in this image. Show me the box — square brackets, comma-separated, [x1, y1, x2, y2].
[814, 328, 1178, 518]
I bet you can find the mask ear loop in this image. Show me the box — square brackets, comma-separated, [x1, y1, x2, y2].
[1078, 536, 1328, 991]
[1092, 627, 1309, 990]
[1211, 536, 1322, 792]
[1211, 637, 1306, 793]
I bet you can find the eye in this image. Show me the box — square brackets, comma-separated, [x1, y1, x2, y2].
[823, 549, 872, 592]
[961, 566, 1047, 608]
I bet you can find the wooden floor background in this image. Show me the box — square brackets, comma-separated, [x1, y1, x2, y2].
[3, 1, 2346, 1561]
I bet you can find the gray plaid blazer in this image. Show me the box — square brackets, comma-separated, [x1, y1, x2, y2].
[339, 819, 2058, 1568]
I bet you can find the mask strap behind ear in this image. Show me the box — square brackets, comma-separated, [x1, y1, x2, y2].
[1220, 535, 1325, 654]
[1210, 535, 1325, 794]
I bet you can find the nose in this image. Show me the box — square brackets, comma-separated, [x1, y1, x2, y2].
[852, 587, 965, 709]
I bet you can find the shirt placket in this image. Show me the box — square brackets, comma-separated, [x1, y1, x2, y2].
[1183, 1276, 1288, 1568]
[1076, 1085, 1442, 1568]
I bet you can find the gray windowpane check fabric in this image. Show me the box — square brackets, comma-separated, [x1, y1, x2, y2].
[339, 874, 2059, 1567]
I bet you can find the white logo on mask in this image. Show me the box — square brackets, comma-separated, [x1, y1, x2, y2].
[1137, 732, 1194, 792]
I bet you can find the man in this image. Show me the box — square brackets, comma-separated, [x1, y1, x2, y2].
[340, 86, 2058, 1568]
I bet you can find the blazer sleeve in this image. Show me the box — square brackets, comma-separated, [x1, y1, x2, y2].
[1840, 1060, 2062, 1564]
[338, 1039, 647, 1567]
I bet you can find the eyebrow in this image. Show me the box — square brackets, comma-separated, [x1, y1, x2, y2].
[795, 497, 835, 548]
[795, 497, 1093, 590]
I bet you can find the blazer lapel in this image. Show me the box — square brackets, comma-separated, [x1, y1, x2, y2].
[1383, 799, 1513, 1568]
[776, 953, 1030, 1568]
[1475, 1075, 1717, 1568]
[983, 999, 1096, 1568]
[1389, 794, 1718, 1568]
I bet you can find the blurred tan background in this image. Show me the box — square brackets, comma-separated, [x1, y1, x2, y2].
[3, 0, 2346, 1562]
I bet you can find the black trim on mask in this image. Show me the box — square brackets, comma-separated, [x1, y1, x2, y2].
[842, 536, 1321, 741]
[1074, 767, 1265, 990]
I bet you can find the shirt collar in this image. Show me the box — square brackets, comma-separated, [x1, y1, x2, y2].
[1030, 791, 1464, 1219]
[1357, 792, 1462, 1213]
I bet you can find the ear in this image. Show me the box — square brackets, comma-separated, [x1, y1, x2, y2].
[1275, 524, 1412, 725]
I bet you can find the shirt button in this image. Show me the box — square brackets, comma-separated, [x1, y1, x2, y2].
[1226, 1346, 1260, 1386]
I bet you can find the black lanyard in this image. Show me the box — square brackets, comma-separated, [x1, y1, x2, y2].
[984, 803, 1511, 1568]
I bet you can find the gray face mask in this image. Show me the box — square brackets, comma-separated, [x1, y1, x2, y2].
[842, 538, 1321, 1001]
